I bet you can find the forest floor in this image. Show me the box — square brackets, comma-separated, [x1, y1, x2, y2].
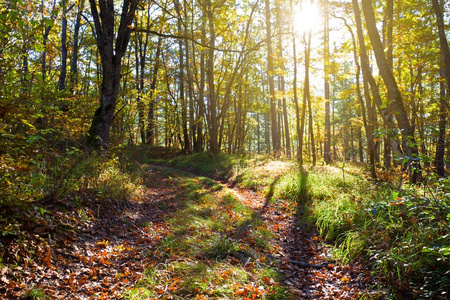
[0, 160, 385, 299]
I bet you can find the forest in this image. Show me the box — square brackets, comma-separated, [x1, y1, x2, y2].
[1, 0, 450, 298]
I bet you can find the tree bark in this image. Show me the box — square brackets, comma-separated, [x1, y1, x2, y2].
[299, 32, 311, 166]
[69, 0, 85, 93]
[265, 0, 280, 156]
[323, 0, 332, 164]
[146, 37, 162, 146]
[432, 0, 449, 177]
[205, 0, 219, 153]
[361, 0, 421, 183]
[342, 16, 376, 178]
[58, 0, 68, 91]
[277, 23, 291, 158]
[86, 0, 138, 151]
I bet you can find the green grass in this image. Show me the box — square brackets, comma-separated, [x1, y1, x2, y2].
[271, 164, 450, 298]
[128, 150, 450, 298]
[124, 165, 288, 299]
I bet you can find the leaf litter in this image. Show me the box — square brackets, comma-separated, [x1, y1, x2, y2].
[1, 165, 384, 299]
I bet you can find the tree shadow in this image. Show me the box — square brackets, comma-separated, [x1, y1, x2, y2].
[296, 167, 310, 219]
[264, 175, 281, 207]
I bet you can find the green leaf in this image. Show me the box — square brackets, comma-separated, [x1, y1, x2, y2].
[34, 43, 45, 52]
[43, 17, 54, 27]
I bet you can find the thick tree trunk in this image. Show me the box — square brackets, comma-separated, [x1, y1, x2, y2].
[86, 0, 137, 151]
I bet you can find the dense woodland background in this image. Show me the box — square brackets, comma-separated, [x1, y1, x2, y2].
[1, 0, 449, 178]
[1, 0, 450, 298]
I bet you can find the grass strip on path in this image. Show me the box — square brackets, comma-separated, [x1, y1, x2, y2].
[124, 165, 289, 299]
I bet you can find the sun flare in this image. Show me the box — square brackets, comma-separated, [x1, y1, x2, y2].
[293, 1, 322, 34]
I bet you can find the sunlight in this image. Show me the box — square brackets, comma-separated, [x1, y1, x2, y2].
[293, 1, 322, 34]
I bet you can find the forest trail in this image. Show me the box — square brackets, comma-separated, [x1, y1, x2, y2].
[1, 164, 381, 299]
[223, 181, 380, 299]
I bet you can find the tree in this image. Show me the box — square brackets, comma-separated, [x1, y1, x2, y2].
[86, 0, 138, 151]
[361, 0, 421, 183]
[265, 0, 280, 156]
[432, 0, 449, 177]
[323, 0, 332, 164]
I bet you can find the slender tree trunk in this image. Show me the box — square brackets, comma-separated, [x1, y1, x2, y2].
[265, 0, 280, 156]
[342, 17, 375, 177]
[205, 0, 219, 153]
[291, 0, 300, 161]
[174, 0, 189, 152]
[134, 37, 145, 143]
[361, 0, 421, 183]
[277, 32, 291, 158]
[323, 0, 332, 164]
[69, 0, 85, 92]
[58, 0, 68, 91]
[257, 112, 261, 154]
[194, 25, 206, 152]
[146, 37, 162, 146]
[432, 0, 449, 177]
[299, 33, 311, 166]
[382, 0, 393, 170]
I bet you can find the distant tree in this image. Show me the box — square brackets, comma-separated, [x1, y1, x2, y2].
[265, 0, 280, 156]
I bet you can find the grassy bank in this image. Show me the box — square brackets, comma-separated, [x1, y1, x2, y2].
[272, 165, 450, 299]
[159, 152, 450, 299]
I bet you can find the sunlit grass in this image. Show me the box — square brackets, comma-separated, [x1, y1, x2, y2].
[271, 163, 450, 297]
[125, 166, 287, 299]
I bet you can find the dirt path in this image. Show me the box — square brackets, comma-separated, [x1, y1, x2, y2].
[1, 165, 382, 299]
[226, 184, 382, 299]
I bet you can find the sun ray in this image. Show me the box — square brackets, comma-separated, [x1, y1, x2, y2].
[293, 1, 322, 34]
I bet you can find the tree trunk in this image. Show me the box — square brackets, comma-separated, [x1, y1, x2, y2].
[205, 0, 219, 153]
[69, 0, 85, 92]
[291, 0, 300, 161]
[432, 0, 449, 177]
[342, 16, 375, 177]
[299, 32, 311, 166]
[58, 0, 68, 91]
[323, 0, 332, 164]
[194, 25, 206, 152]
[265, 0, 280, 156]
[86, 0, 137, 152]
[146, 37, 162, 146]
[361, 0, 421, 183]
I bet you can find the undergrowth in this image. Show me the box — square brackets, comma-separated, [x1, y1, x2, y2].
[272, 164, 450, 299]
